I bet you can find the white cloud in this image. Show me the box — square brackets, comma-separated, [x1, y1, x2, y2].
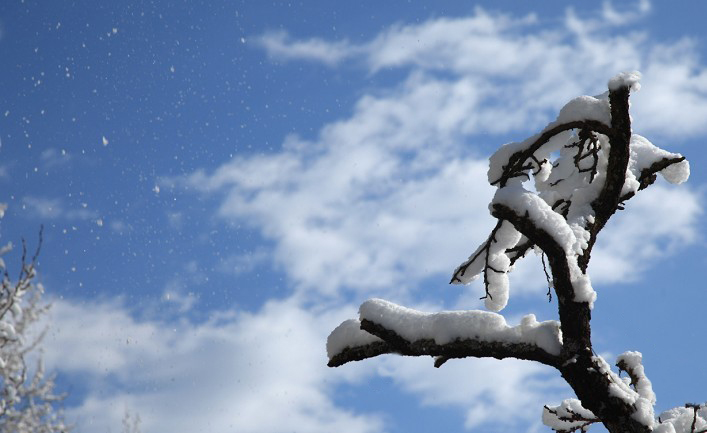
[22, 196, 98, 221]
[42, 297, 384, 433]
[377, 356, 567, 431]
[600, 0, 651, 26]
[40, 148, 73, 169]
[216, 248, 269, 275]
[590, 183, 702, 283]
[187, 5, 705, 301]
[257, 2, 707, 140]
[22, 196, 65, 219]
[256, 30, 358, 66]
[162, 284, 198, 313]
[40, 294, 576, 433]
[187, 73, 499, 298]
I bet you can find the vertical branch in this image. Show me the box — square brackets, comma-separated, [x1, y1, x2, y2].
[579, 87, 632, 271]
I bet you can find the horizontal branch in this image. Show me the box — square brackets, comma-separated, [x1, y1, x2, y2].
[327, 340, 392, 367]
[328, 318, 562, 368]
[617, 155, 689, 205]
[638, 156, 686, 190]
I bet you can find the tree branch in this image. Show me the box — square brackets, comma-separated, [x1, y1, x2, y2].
[327, 340, 392, 368]
[578, 87, 632, 272]
[328, 318, 562, 369]
[493, 120, 613, 187]
[619, 155, 688, 204]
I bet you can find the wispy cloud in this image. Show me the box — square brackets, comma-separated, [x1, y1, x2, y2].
[216, 248, 269, 275]
[40, 295, 572, 433]
[256, 2, 707, 139]
[590, 184, 702, 283]
[187, 120, 496, 297]
[600, 0, 652, 26]
[186, 31, 707, 295]
[255, 30, 360, 66]
[39, 148, 73, 169]
[42, 297, 383, 433]
[22, 196, 98, 222]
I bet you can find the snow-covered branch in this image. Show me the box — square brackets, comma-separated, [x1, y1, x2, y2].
[616, 352, 656, 404]
[449, 220, 522, 311]
[655, 404, 707, 433]
[543, 399, 600, 433]
[327, 299, 562, 368]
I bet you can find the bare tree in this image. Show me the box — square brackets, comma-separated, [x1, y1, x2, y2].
[326, 72, 705, 433]
[0, 218, 69, 433]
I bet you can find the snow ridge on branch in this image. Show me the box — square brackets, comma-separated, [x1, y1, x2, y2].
[327, 298, 562, 368]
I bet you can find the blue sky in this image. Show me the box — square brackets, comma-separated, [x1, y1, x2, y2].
[1, 1, 706, 432]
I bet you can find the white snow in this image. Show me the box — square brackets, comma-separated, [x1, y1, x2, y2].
[450, 220, 521, 311]
[0, 322, 17, 341]
[543, 398, 596, 432]
[491, 181, 596, 306]
[326, 319, 383, 359]
[659, 159, 690, 184]
[478, 75, 686, 311]
[617, 351, 656, 404]
[353, 298, 563, 355]
[655, 405, 707, 433]
[592, 355, 655, 427]
[567, 256, 595, 305]
[493, 181, 578, 255]
[556, 95, 612, 126]
[487, 137, 535, 184]
[623, 134, 689, 196]
[487, 95, 610, 185]
[608, 71, 642, 91]
[451, 242, 486, 285]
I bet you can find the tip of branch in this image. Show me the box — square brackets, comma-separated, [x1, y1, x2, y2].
[434, 356, 449, 368]
[608, 71, 642, 92]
